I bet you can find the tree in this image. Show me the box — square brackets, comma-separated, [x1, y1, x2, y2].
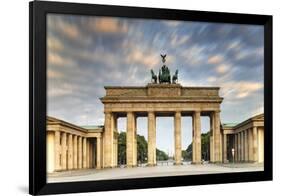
[201, 132, 210, 161]
[118, 132, 169, 164]
[181, 150, 188, 161]
[137, 135, 148, 163]
[183, 131, 210, 161]
[118, 132, 127, 164]
[156, 149, 169, 161]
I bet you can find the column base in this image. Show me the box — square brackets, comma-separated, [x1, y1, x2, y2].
[147, 163, 157, 167]
[191, 162, 202, 165]
[174, 162, 182, 165]
[209, 161, 223, 164]
[103, 166, 114, 169]
[126, 164, 137, 168]
[191, 161, 202, 165]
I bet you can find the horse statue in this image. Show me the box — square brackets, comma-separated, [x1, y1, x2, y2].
[172, 69, 178, 84]
[150, 69, 157, 83]
[159, 64, 171, 83]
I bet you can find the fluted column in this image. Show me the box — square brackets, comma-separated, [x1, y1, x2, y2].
[86, 140, 90, 168]
[192, 111, 201, 164]
[78, 136, 82, 169]
[54, 131, 61, 171]
[67, 134, 73, 170]
[174, 111, 182, 165]
[96, 137, 101, 169]
[127, 112, 136, 167]
[112, 116, 118, 167]
[241, 131, 245, 161]
[248, 129, 253, 161]
[209, 114, 214, 162]
[133, 117, 137, 166]
[89, 141, 92, 168]
[223, 133, 227, 163]
[252, 126, 258, 162]
[213, 111, 222, 162]
[234, 134, 238, 162]
[104, 112, 114, 168]
[148, 111, 156, 166]
[73, 135, 78, 169]
[238, 132, 241, 162]
[83, 137, 87, 168]
[245, 130, 249, 162]
[61, 132, 67, 170]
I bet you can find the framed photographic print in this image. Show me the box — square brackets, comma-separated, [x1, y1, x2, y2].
[29, 0, 272, 195]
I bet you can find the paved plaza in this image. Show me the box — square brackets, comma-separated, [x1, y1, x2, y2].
[48, 163, 263, 183]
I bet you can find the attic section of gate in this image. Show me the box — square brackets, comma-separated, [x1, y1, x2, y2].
[100, 54, 224, 168]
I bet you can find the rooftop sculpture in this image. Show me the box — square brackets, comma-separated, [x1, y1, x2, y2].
[151, 54, 178, 84]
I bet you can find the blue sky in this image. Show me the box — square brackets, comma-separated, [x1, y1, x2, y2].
[47, 14, 264, 155]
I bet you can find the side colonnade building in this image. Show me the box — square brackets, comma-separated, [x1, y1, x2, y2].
[222, 114, 264, 163]
[47, 117, 118, 173]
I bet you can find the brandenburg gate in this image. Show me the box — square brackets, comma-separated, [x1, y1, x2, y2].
[100, 54, 224, 168]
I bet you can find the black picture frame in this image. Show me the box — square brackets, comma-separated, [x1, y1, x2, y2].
[29, 1, 273, 195]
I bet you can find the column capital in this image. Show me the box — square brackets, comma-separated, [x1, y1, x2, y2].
[148, 111, 155, 119]
[193, 110, 201, 114]
[175, 111, 181, 117]
[126, 111, 134, 115]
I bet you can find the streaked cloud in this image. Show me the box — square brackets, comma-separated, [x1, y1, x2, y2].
[170, 34, 189, 47]
[47, 70, 63, 79]
[208, 55, 224, 64]
[215, 64, 231, 74]
[87, 17, 128, 34]
[47, 14, 264, 151]
[47, 36, 64, 51]
[220, 81, 263, 99]
[48, 52, 75, 67]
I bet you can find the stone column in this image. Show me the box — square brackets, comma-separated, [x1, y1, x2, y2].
[244, 130, 249, 162]
[103, 112, 114, 168]
[148, 111, 156, 166]
[174, 111, 182, 165]
[112, 116, 118, 167]
[89, 141, 92, 168]
[83, 137, 87, 168]
[54, 131, 61, 171]
[209, 114, 214, 162]
[127, 112, 137, 167]
[133, 117, 137, 166]
[92, 141, 96, 168]
[223, 133, 227, 163]
[237, 132, 241, 162]
[87, 140, 90, 168]
[73, 135, 78, 169]
[192, 111, 201, 164]
[116, 134, 119, 166]
[96, 137, 101, 169]
[234, 134, 238, 162]
[78, 136, 82, 169]
[61, 132, 67, 170]
[248, 129, 253, 161]
[67, 134, 73, 170]
[241, 131, 245, 162]
[213, 111, 222, 162]
[252, 126, 258, 162]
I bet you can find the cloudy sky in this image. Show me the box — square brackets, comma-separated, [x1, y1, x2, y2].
[47, 14, 264, 154]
